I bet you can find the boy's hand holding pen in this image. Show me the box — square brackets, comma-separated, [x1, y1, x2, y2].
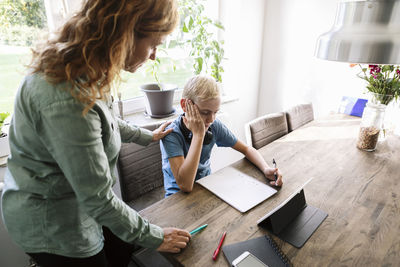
[273, 158, 278, 185]
[264, 158, 283, 186]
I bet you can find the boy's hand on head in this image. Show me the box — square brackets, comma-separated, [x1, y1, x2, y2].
[152, 121, 173, 141]
[263, 167, 283, 187]
[184, 100, 205, 137]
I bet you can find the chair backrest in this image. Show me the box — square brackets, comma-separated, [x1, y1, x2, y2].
[285, 103, 314, 132]
[117, 123, 165, 210]
[245, 112, 288, 149]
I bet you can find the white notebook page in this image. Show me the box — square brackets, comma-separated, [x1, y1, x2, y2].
[196, 167, 277, 213]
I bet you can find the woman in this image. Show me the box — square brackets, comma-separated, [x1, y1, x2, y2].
[1, 0, 190, 266]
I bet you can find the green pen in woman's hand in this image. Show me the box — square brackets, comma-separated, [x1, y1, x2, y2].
[190, 224, 208, 235]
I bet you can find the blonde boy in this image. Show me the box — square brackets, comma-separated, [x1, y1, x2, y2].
[160, 75, 283, 196]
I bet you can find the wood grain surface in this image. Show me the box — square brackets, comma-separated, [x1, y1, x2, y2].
[139, 114, 400, 267]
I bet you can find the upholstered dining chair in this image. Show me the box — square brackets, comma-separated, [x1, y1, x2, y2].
[245, 112, 289, 149]
[285, 103, 314, 132]
[117, 123, 165, 211]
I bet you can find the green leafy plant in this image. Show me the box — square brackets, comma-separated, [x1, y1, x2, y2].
[145, 48, 176, 90]
[0, 112, 10, 137]
[146, 0, 225, 85]
[352, 64, 400, 105]
[179, 0, 225, 82]
[0, 0, 47, 46]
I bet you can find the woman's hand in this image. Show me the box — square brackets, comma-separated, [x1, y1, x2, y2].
[263, 167, 283, 187]
[156, 227, 191, 253]
[183, 99, 205, 138]
[152, 121, 173, 141]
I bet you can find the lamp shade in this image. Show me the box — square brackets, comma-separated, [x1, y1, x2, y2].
[315, 0, 400, 64]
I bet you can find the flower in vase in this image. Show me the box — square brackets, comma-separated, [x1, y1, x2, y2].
[350, 64, 400, 105]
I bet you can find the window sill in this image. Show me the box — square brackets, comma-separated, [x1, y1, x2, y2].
[123, 94, 239, 126]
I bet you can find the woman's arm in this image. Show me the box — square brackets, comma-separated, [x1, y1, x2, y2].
[117, 119, 172, 144]
[117, 118, 154, 145]
[232, 140, 283, 186]
[152, 121, 173, 141]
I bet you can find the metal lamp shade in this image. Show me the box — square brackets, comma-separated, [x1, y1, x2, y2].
[315, 0, 400, 64]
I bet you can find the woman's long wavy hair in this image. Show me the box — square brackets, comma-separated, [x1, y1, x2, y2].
[30, 0, 178, 114]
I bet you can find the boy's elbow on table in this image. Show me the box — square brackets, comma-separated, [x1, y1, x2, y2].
[177, 180, 194, 193]
[179, 185, 193, 193]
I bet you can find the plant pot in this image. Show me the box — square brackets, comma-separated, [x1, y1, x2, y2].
[0, 133, 10, 157]
[140, 83, 177, 118]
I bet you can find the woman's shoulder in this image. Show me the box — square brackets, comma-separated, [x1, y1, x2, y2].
[19, 73, 81, 111]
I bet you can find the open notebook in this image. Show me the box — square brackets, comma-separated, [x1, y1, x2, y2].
[196, 167, 277, 213]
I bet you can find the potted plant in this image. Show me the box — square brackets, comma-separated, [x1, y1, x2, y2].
[140, 54, 178, 118]
[0, 112, 10, 157]
[141, 0, 225, 118]
[351, 64, 400, 150]
[352, 64, 400, 105]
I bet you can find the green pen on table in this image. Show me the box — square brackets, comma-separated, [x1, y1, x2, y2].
[190, 224, 208, 235]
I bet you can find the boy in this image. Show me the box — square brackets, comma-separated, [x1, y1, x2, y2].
[160, 75, 283, 197]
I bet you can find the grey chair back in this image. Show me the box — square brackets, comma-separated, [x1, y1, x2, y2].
[245, 112, 288, 149]
[285, 103, 314, 132]
[117, 123, 165, 211]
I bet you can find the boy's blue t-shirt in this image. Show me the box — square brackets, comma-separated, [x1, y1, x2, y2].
[160, 114, 238, 197]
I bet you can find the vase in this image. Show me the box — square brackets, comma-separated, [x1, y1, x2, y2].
[356, 93, 389, 151]
[140, 83, 177, 118]
[392, 99, 400, 136]
[382, 98, 400, 137]
[368, 92, 394, 106]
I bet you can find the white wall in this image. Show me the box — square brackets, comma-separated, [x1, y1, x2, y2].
[210, 0, 267, 171]
[258, 0, 367, 117]
[211, 0, 382, 171]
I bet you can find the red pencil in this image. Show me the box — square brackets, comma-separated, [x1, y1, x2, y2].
[212, 231, 227, 261]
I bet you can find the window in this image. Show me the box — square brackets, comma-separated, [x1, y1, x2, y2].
[0, 0, 221, 115]
[0, 0, 48, 114]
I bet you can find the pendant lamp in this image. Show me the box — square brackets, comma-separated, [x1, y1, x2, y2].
[315, 0, 400, 64]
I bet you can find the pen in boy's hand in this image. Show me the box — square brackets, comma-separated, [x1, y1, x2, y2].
[272, 158, 278, 184]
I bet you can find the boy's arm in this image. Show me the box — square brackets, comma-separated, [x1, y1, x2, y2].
[169, 100, 205, 192]
[232, 140, 283, 186]
[168, 133, 204, 192]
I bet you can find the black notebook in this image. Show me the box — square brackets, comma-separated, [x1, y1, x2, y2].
[222, 235, 291, 267]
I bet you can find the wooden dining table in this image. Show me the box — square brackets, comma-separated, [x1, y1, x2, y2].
[139, 114, 400, 266]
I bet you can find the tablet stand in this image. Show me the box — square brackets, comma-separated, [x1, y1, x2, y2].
[258, 189, 328, 248]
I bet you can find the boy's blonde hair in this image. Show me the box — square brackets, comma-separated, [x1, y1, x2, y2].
[182, 75, 220, 102]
